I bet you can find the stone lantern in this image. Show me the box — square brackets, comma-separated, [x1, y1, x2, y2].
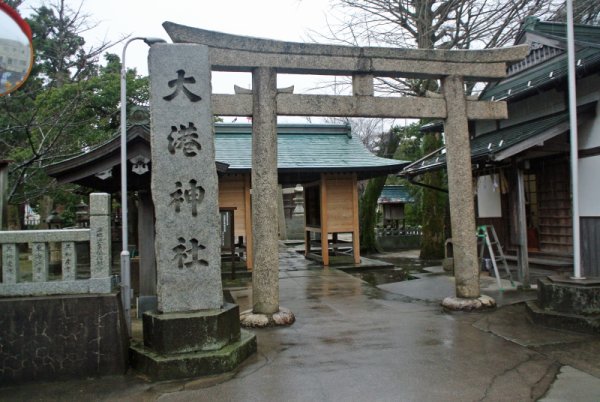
[75, 200, 89, 228]
[46, 209, 63, 229]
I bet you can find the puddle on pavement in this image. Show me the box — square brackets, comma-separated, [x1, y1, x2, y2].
[222, 253, 442, 289]
[372, 256, 441, 272]
[345, 255, 442, 287]
[347, 268, 414, 287]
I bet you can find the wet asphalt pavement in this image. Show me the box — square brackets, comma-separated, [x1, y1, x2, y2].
[2, 244, 600, 401]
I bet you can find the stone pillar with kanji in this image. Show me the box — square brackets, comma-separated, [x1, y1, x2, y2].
[130, 43, 255, 381]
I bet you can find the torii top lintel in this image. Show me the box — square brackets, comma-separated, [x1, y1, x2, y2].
[162, 22, 528, 120]
[163, 22, 529, 81]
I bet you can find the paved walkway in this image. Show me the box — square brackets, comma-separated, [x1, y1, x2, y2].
[2, 244, 600, 401]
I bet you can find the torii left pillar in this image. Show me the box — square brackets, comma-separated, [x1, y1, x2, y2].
[240, 67, 295, 327]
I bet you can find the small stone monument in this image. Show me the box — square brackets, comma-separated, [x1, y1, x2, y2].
[130, 43, 256, 380]
[286, 184, 305, 240]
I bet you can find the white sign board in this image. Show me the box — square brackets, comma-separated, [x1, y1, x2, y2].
[477, 174, 502, 218]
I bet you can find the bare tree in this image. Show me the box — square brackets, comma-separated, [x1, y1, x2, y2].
[550, 0, 600, 24]
[319, 0, 562, 96]
[312, 0, 565, 255]
[323, 116, 394, 153]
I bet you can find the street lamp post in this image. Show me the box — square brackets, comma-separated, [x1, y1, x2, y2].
[565, 0, 583, 280]
[120, 36, 165, 336]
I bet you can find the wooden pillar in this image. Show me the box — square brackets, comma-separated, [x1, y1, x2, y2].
[244, 174, 253, 270]
[137, 191, 156, 298]
[320, 174, 329, 266]
[443, 75, 480, 299]
[352, 173, 360, 264]
[516, 167, 530, 288]
[251, 67, 279, 314]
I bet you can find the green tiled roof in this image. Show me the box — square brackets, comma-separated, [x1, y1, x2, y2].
[45, 121, 409, 189]
[402, 111, 570, 176]
[378, 185, 414, 204]
[214, 123, 408, 173]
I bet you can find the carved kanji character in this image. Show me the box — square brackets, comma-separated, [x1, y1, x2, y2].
[163, 69, 202, 102]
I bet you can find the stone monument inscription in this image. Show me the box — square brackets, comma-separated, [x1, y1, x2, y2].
[149, 44, 222, 313]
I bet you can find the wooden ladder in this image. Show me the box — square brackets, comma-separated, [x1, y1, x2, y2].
[477, 225, 514, 291]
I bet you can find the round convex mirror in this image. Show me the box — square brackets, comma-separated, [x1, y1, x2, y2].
[0, 2, 33, 96]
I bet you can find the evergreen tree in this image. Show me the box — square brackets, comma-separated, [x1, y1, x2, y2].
[359, 126, 401, 253]
[0, 1, 147, 223]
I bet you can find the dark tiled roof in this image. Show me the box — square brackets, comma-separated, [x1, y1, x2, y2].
[518, 18, 600, 44]
[401, 18, 600, 178]
[402, 111, 570, 177]
[481, 47, 600, 102]
[481, 18, 600, 102]
[469, 112, 569, 159]
[378, 185, 414, 204]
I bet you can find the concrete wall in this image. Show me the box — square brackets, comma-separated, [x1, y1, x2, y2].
[579, 156, 600, 217]
[377, 235, 421, 251]
[0, 293, 128, 384]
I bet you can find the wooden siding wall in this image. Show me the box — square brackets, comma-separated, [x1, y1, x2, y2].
[325, 175, 355, 232]
[534, 158, 573, 254]
[218, 174, 249, 240]
[304, 173, 360, 266]
[581, 217, 600, 277]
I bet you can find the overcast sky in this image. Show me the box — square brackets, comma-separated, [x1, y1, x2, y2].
[20, 0, 397, 125]
[77, 0, 336, 94]
[1, 10, 29, 43]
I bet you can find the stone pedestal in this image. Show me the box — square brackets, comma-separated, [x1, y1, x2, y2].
[526, 276, 600, 334]
[130, 303, 256, 380]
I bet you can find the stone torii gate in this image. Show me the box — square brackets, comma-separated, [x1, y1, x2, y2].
[162, 22, 528, 320]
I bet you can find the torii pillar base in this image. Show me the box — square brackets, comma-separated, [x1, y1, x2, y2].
[442, 295, 496, 311]
[240, 307, 296, 328]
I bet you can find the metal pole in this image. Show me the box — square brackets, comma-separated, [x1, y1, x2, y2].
[120, 36, 165, 336]
[566, 0, 583, 279]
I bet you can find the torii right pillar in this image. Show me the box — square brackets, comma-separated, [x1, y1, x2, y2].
[442, 75, 495, 310]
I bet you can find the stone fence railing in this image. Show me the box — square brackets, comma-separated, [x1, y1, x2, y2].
[375, 226, 423, 237]
[0, 193, 113, 297]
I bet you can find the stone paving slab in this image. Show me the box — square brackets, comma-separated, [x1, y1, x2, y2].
[378, 272, 529, 307]
[378, 274, 456, 302]
[532, 338, 600, 379]
[473, 304, 594, 347]
[1, 244, 600, 401]
[539, 365, 600, 401]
